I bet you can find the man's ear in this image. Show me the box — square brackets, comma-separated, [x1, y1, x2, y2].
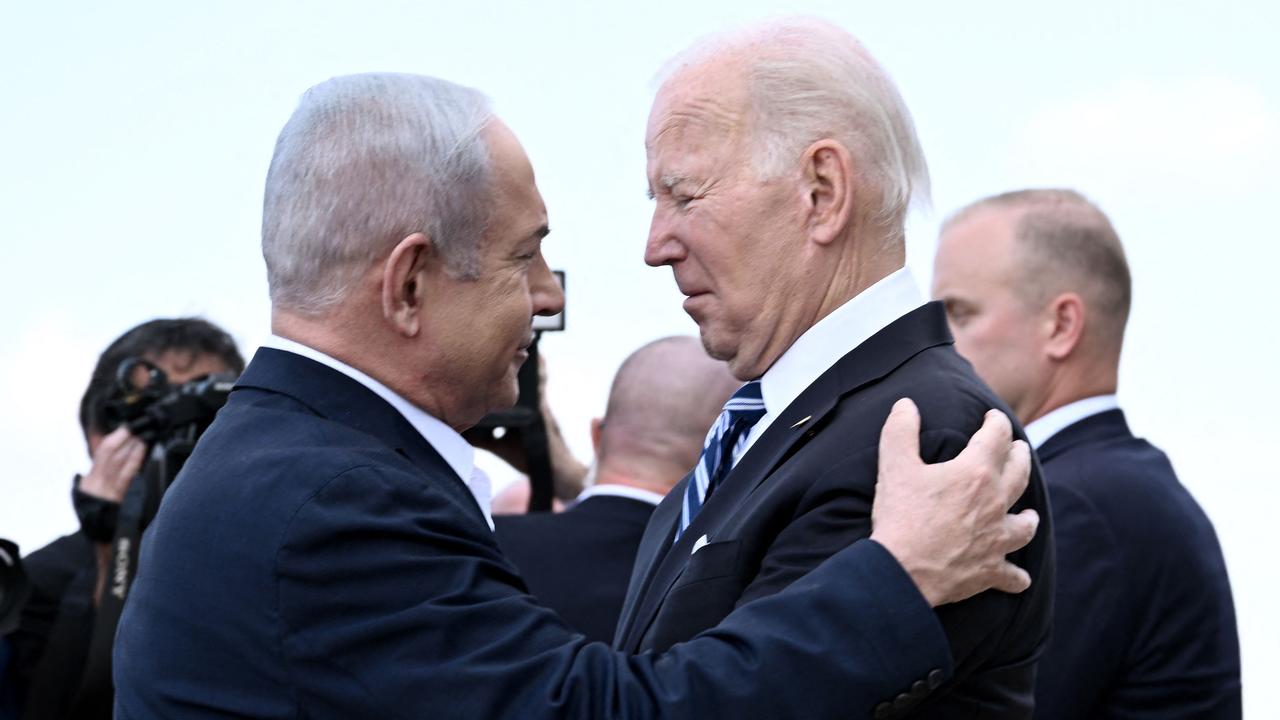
[801, 138, 855, 246]
[590, 417, 605, 455]
[381, 232, 433, 337]
[1045, 292, 1087, 361]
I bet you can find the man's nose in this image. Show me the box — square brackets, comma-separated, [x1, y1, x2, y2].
[645, 209, 685, 267]
[531, 254, 565, 317]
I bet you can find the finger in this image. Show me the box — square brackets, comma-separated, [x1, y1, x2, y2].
[122, 439, 147, 478]
[97, 426, 132, 454]
[998, 439, 1032, 509]
[100, 435, 136, 466]
[997, 508, 1040, 555]
[986, 561, 1033, 595]
[957, 408, 1014, 469]
[877, 398, 922, 476]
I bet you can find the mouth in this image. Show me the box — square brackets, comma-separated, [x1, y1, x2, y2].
[514, 335, 534, 362]
[681, 291, 711, 315]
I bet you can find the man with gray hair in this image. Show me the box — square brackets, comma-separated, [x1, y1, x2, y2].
[495, 336, 740, 642]
[111, 71, 1038, 719]
[615, 17, 1053, 719]
[933, 189, 1241, 719]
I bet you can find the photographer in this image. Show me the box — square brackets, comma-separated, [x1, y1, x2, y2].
[2, 318, 243, 720]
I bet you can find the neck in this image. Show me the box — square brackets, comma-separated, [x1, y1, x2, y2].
[273, 306, 460, 426]
[1020, 359, 1119, 424]
[273, 308, 355, 361]
[593, 459, 681, 497]
[802, 236, 904, 346]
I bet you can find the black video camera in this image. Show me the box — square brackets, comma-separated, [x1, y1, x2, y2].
[102, 357, 236, 445]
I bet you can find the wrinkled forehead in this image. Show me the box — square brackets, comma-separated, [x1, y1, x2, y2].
[646, 63, 751, 151]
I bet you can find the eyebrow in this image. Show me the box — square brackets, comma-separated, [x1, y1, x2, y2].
[525, 224, 550, 243]
[660, 174, 693, 190]
[646, 174, 695, 199]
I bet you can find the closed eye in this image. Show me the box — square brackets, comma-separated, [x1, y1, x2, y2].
[943, 299, 976, 325]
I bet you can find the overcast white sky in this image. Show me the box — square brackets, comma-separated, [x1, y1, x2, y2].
[2, 0, 1276, 713]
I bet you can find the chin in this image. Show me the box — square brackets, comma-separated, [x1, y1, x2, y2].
[496, 377, 521, 409]
[695, 326, 728, 360]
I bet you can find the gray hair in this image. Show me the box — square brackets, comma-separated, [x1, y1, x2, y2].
[262, 73, 493, 314]
[947, 188, 1132, 346]
[660, 17, 930, 235]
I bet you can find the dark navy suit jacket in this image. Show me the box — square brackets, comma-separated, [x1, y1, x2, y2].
[112, 347, 957, 719]
[615, 303, 1056, 719]
[495, 494, 657, 643]
[1033, 409, 1241, 719]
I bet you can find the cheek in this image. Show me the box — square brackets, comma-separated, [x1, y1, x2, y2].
[954, 318, 1011, 369]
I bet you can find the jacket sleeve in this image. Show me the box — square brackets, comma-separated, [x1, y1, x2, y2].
[274, 463, 952, 720]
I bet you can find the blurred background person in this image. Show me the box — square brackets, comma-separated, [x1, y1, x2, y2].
[494, 336, 739, 641]
[2, 318, 243, 720]
[932, 189, 1240, 719]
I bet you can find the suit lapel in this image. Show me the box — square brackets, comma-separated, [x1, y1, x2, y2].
[235, 348, 488, 529]
[616, 302, 955, 651]
[613, 485, 682, 648]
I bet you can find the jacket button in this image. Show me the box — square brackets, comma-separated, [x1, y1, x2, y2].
[911, 679, 928, 697]
[873, 701, 893, 719]
[892, 692, 913, 711]
[927, 668, 944, 689]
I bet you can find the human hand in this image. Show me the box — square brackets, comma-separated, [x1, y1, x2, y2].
[80, 426, 147, 503]
[869, 399, 1038, 607]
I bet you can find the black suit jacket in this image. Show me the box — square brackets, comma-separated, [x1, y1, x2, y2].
[615, 302, 1055, 719]
[111, 347, 960, 719]
[1033, 409, 1241, 719]
[494, 494, 657, 642]
[5, 530, 108, 719]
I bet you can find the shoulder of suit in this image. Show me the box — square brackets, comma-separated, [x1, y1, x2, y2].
[21, 531, 95, 592]
[1042, 434, 1179, 498]
[1042, 438, 1219, 549]
[831, 346, 1009, 448]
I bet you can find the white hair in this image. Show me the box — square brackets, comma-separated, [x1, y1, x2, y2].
[262, 73, 493, 314]
[660, 17, 930, 235]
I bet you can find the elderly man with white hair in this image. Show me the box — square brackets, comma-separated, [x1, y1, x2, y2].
[110, 68, 1038, 719]
[614, 17, 1054, 719]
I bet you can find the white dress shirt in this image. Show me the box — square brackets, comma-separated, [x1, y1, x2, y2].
[736, 267, 926, 463]
[261, 335, 493, 529]
[572, 483, 666, 508]
[1024, 394, 1120, 451]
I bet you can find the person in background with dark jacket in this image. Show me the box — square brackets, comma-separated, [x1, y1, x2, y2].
[3, 318, 243, 720]
[933, 188, 1241, 719]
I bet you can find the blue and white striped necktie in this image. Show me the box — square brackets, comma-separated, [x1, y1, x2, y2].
[676, 381, 767, 541]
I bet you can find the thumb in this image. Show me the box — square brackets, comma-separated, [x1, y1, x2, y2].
[878, 398, 922, 474]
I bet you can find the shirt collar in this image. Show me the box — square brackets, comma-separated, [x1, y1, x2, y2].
[261, 335, 488, 527]
[757, 267, 925, 423]
[573, 483, 666, 507]
[1024, 394, 1120, 450]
